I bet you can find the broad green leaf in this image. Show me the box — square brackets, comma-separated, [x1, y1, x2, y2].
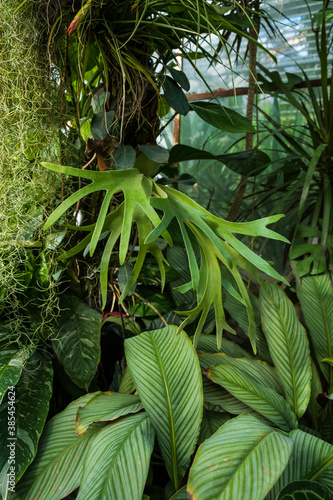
[203, 377, 256, 415]
[190, 101, 255, 133]
[276, 480, 333, 499]
[295, 272, 333, 384]
[53, 295, 102, 390]
[76, 392, 143, 434]
[206, 364, 297, 431]
[0, 348, 32, 404]
[0, 354, 53, 491]
[113, 145, 136, 169]
[167, 66, 190, 91]
[198, 409, 229, 444]
[266, 429, 333, 499]
[163, 76, 189, 115]
[118, 263, 137, 296]
[125, 326, 203, 490]
[260, 282, 311, 418]
[91, 110, 115, 141]
[187, 414, 293, 500]
[13, 393, 101, 500]
[168, 144, 270, 177]
[138, 144, 169, 164]
[198, 352, 283, 395]
[308, 360, 323, 432]
[77, 413, 155, 500]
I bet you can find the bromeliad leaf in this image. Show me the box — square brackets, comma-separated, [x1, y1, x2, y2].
[75, 392, 143, 434]
[187, 414, 293, 500]
[125, 325, 203, 491]
[77, 413, 155, 500]
[260, 282, 312, 419]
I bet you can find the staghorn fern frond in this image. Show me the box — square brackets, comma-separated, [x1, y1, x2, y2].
[42, 162, 288, 352]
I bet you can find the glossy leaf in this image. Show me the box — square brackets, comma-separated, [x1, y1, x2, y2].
[0, 353, 53, 489]
[163, 76, 189, 115]
[125, 326, 203, 490]
[77, 413, 155, 500]
[266, 429, 333, 499]
[276, 480, 333, 499]
[168, 144, 270, 177]
[187, 414, 293, 500]
[76, 392, 143, 434]
[295, 272, 333, 384]
[53, 295, 102, 390]
[0, 347, 32, 404]
[167, 66, 190, 91]
[206, 363, 297, 431]
[260, 282, 311, 418]
[13, 393, 101, 500]
[190, 101, 255, 133]
[113, 145, 136, 169]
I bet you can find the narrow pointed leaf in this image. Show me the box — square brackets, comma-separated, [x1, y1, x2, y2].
[77, 413, 154, 500]
[260, 282, 311, 418]
[125, 326, 203, 490]
[76, 392, 143, 434]
[187, 414, 293, 500]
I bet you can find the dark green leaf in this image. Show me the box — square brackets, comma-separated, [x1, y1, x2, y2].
[168, 144, 270, 176]
[114, 145, 136, 169]
[163, 76, 189, 116]
[277, 480, 333, 499]
[138, 144, 169, 164]
[53, 295, 102, 390]
[0, 353, 53, 486]
[190, 101, 255, 133]
[91, 110, 115, 141]
[167, 66, 190, 91]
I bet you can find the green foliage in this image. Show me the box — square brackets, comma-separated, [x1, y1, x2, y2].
[12, 276, 333, 499]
